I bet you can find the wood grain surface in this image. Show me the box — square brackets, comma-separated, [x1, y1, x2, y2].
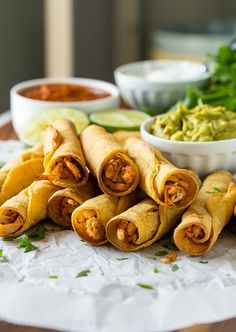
[0, 121, 235, 332]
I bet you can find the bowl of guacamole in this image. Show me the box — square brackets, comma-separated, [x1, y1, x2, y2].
[141, 104, 236, 176]
[151, 104, 236, 142]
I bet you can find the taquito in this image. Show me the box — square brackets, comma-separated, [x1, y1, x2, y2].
[106, 198, 183, 251]
[112, 130, 140, 145]
[47, 180, 95, 227]
[0, 144, 44, 205]
[0, 180, 59, 237]
[43, 119, 88, 188]
[80, 125, 139, 196]
[72, 192, 140, 245]
[174, 170, 236, 256]
[124, 138, 199, 209]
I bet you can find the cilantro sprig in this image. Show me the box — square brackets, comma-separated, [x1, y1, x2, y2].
[76, 269, 91, 278]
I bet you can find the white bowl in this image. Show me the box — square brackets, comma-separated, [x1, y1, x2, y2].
[141, 117, 236, 177]
[10, 77, 119, 135]
[114, 60, 209, 113]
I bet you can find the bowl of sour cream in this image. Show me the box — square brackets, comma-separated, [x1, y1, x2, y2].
[114, 59, 209, 113]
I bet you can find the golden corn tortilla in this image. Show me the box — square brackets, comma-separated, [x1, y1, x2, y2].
[124, 137, 199, 209]
[106, 198, 183, 252]
[0, 180, 59, 237]
[174, 170, 236, 256]
[112, 130, 140, 145]
[47, 180, 95, 228]
[80, 125, 139, 196]
[43, 119, 88, 188]
[72, 191, 140, 245]
[0, 144, 44, 205]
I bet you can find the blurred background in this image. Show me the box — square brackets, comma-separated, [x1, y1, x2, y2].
[1, 0, 236, 112]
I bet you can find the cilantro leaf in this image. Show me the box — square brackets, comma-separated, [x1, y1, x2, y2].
[0, 249, 3, 258]
[199, 260, 208, 264]
[148, 256, 157, 260]
[16, 235, 38, 253]
[0, 162, 5, 168]
[163, 241, 177, 251]
[137, 283, 154, 290]
[76, 269, 91, 278]
[153, 267, 159, 274]
[116, 257, 128, 261]
[155, 250, 168, 257]
[48, 275, 58, 279]
[29, 224, 47, 240]
[171, 264, 179, 272]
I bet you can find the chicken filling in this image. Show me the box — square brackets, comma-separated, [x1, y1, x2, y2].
[117, 220, 138, 244]
[102, 157, 136, 192]
[80, 210, 106, 241]
[185, 224, 205, 241]
[163, 175, 190, 207]
[0, 209, 24, 233]
[52, 157, 83, 182]
[61, 197, 79, 223]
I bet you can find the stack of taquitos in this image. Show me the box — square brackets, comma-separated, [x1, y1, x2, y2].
[174, 170, 236, 256]
[0, 180, 59, 237]
[106, 198, 183, 251]
[71, 192, 140, 245]
[0, 144, 44, 205]
[43, 119, 88, 188]
[80, 125, 139, 196]
[124, 138, 199, 210]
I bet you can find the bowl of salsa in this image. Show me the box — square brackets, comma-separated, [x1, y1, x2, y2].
[10, 77, 119, 135]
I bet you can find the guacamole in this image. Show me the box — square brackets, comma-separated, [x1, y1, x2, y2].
[151, 105, 236, 142]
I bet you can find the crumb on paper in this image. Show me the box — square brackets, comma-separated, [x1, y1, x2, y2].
[160, 252, 178, 264]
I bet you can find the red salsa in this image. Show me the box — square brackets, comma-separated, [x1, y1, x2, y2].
[19, 83, 111, 102]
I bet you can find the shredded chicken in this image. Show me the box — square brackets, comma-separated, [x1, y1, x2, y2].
[0, 210, 24, 234]
[102, 157, 135, 192]
[160, 252, 178, 264]
[163, 175, 191, 206]
[51, 157, 82, 182]
[81, 210, 105, 241]
[117, 220, 138, 243]
[185, 225, 205, 240]
[61, 198, 78, 222]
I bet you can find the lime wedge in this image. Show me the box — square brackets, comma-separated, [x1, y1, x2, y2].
[20, 107, 89, 146]
[90, 109, 150, 132]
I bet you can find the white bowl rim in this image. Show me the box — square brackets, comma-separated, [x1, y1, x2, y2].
[141, 117, 236, 146]
[10, 77, 119, 106]
[114, 59, 210, 85]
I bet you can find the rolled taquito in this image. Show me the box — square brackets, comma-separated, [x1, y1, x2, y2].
[43, 119, 88, 188]
[0, 180, 59, 237]
[124, 138, 199, 209]
[174, 170, 236, 256]
[0, 144, 44, 205]
[112, 130, 140, 145]
[47, 180, 95, 227]
[72, 192, 140, 245]
[80, 125, 139, 196]
[106, 198, 183, 251]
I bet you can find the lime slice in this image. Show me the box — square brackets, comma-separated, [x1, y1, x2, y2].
[90, 109, 150, 132]
[20, 107, 89, 146]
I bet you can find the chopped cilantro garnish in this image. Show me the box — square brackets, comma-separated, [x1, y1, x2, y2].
[163, 241, 177, 251]
[29, 224, 47, 240]
[155, 250, 168, 256]
[0, 249, 3, 258]
[153, 267, 159, 274]
[48, 275, 58, 279]
[199, 260, 208, 264]
[171, 264, 179, 272]
[0, 162, 5, 168]
[116, 257, 128, 261]
[148, 256, 157, 260]
[16, 235, 38, 253]
[137, 283, 154, 290]
[76, 269, 91, 278]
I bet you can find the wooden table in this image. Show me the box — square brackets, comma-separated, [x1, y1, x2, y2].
[0, 120, 235, 332]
